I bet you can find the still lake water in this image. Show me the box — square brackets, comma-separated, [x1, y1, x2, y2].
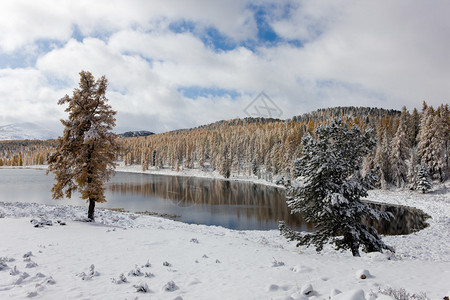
[0, 168, 310, 231]
[0, 169, 429, 233]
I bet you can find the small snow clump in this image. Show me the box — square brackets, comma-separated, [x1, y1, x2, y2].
[134, 282, 150, 293]
[162, 280, 178, 292]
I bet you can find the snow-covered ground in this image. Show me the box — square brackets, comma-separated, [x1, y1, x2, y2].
[0, 166, 449, 299]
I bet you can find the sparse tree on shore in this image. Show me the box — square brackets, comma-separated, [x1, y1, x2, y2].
[47, 71, 119, 221]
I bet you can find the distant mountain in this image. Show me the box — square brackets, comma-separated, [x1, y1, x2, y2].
[119, 130, 154, 138]
[0, 123, 58, 141]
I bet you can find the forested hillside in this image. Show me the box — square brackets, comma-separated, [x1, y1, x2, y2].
[1, 104, 448, 190]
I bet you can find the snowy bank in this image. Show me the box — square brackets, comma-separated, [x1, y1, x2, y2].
[0, 166, 449, 299]
[0, 186, 449, 299]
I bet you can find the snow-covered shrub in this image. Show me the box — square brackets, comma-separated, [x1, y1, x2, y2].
[77, 264, 99, 280]
[385, 250, 402, 261]
[23, 251, 33, 258]
[271, 258, 285, 267]
[57, 220, 66, 225]
[134, 282, 150, 293]
[112, 273, 127, 284]
[128, 265, 144, 277]
[25, 261, 38, 268]
[88, 264, 99, 277]
[377, 287, 429, 300]
[142, 260, 151, 268]
[162, 280, 178, 292]
[30, 219, 52, 227]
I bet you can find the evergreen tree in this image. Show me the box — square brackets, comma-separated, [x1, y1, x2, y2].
[432, 105, 448, 181]
[416, 164, 432, 193]
[47, 71, 119, 221]
[417, 105, 435, 176]
[389, 107, 410, 187]
[408, 108, 420, 146]
[279, 119, 393, 257]
[407, 148, 419, 190]
[374, 129, 391, 188]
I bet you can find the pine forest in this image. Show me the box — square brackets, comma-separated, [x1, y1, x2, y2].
[1, 104, 448, 191]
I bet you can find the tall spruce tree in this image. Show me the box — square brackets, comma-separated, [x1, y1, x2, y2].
[417, 105, 435, 177]
[47, 71, 119, 221]
[416, 164, 432, 193]
[279, 119, 393, 257]
[390, 107, 410, 187]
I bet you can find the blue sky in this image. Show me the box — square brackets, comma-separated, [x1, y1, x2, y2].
[0, 0, 449, 133]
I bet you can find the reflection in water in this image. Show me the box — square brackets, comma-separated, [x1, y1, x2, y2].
[0, 169, 430, 233]
[106, 174, 313, 231]
[365, 201, 430, 235]
[105, 173, 430, 234]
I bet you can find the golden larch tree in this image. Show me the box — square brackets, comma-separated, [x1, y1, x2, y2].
[47, 71, 119, 220]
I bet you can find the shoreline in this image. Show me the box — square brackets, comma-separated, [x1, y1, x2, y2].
[1, 166, 449, 298]
[0, 164, 284, 188]
[2, 164, 448, 219]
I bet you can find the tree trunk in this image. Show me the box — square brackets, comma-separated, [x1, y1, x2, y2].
[88, 198, 96, 221]
[351, 244, 361, 257]
[345, 232, 361, 257]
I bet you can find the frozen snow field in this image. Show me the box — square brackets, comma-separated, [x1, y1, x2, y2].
[0, 173, 449, 299]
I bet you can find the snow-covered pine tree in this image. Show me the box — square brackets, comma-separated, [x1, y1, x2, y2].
[279, 119, 393, 257]
[374, 129, 391, 188]
[432, 105, 448, 181]
[417, 104, 435, 177]
[407, 149, 419, 190]
[47, 71, 119, 220]
[416, 164, 432, 193]
[408, 108, 420, 146]
[390, 107, 410, 187]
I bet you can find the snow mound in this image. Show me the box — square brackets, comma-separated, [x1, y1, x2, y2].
[332, 289, 366, 300]
[355, 269, 371, 280]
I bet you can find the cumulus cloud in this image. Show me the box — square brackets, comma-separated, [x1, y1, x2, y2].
[0, 0, 449, 133]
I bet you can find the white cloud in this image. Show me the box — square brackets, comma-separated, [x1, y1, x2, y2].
[1, 0, 449, 133]
[268, 1, 450, 108]
[0, 68, 65, 126]
[0, 0, 256, 53]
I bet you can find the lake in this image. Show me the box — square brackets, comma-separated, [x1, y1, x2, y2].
[0, 168, 429, 233]
[0, 168, 310, 231]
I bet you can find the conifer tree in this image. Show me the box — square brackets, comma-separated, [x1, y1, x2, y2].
[408, 108, 420, 146]
[390, 107, 410, 187]
[279, 119, 393, 257]
[47, 71, 119, 221]
[407, 149, 419, 190]
[417, 105, 435, 176]
[432, 105, 448, 181]
[416, 164, 432, 193]
[374, 129, 391, 188]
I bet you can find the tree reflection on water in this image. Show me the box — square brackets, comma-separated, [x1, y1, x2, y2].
[105, 173, 429, 234]
[106, 174, 313, 231]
